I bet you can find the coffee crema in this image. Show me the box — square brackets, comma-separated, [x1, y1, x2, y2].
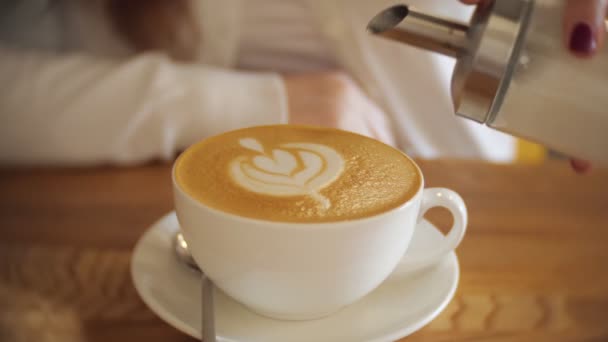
[175, 125, 421, 223]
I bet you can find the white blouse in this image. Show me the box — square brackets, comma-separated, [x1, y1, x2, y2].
[0, 0, 516, 165]
[238, 0, 337, 72]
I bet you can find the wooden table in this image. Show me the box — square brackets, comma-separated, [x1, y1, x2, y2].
[1, 160, 607, 342]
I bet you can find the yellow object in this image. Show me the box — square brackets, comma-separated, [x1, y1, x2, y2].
[516, 139, 547, 164]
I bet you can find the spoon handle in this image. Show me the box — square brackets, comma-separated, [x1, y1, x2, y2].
[201, 273, 216, 342]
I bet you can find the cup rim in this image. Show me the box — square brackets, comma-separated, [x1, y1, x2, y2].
[172, 130, 425, 228]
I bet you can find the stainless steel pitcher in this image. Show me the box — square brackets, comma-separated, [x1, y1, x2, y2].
[369, 1, 608, 164]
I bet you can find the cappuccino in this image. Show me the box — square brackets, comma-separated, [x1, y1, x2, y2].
[175, 125, 421, 223]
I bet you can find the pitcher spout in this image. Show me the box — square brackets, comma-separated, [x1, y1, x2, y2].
[367, 5, 470, 58]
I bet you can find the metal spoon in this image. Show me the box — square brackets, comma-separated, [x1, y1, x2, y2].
[174, 231, 200, 271]
[173, 232, 216, 342]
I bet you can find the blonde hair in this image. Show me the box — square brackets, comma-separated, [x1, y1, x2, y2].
[105, 0, 201, 61]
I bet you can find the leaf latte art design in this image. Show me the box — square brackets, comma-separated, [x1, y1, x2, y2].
[230, 138, 345, 209]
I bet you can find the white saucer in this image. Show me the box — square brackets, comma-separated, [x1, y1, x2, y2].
[131, 212, 459, 342]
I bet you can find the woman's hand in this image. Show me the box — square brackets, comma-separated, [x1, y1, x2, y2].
[284, 72, 396, 146]
[462, 0, 606, 173]
[564, 0, 607, 57]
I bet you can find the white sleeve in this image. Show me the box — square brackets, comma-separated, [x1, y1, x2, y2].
[0, 46, 288, 165]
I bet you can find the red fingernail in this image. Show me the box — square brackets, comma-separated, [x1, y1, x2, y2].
[570, 159, 592, 174]
[569, 23, 597, 56]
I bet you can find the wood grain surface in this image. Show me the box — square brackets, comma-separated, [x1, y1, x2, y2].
[1, 160, 607, 342]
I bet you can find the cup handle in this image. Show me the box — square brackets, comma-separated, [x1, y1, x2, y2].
[397, 188, 468, 273]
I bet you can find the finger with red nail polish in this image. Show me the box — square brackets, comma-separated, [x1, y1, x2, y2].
[571, 159, 593, 174]
[564, 0, 608, 58]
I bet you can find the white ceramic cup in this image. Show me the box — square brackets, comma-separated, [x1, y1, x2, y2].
[173, 157, 467, 321]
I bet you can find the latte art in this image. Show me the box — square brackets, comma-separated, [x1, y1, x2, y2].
[230, 138, 344, 209]
[175, 125, 421, 223]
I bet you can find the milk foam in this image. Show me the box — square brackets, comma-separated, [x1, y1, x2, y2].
[230, 138, 345, 209]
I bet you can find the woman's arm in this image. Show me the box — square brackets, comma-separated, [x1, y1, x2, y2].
[0, 46, 287, 165]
